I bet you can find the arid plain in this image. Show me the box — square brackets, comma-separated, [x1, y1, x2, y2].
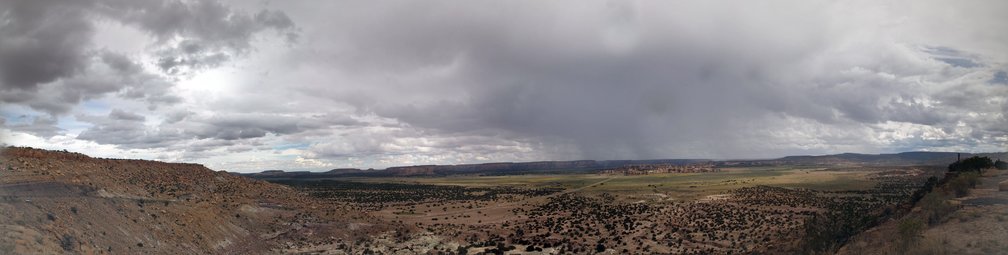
[3, 147, 1006, 254]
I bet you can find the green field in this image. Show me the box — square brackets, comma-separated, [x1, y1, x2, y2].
[331, 166, 879, 200]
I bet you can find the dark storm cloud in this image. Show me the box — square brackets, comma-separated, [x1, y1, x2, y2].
[94, 0, 297, 74]
[163, 109, 193, 124]
[0, 50, 177, 115]
[0, 0, 94, 90]
[0, 0, 296, 114]
[188, 114, 306, 140]
[280, 0, 1007, 159]
[75, 111, 364, 149]
[316, 2, 781, 158]
[292, 2, 796, 158]
[100, 51, 142, 74]
[109, 109, 145, 121]
[186, 113, 363, 141]
[76, 110, 182, 148]
[96, 0, 296, 45]
[2, 115, 63, 138]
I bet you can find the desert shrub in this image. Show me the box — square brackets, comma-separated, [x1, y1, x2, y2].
[947, 172, 980, 197]
[918, 192, 955, 225]
[957, 171, 979, 185]
[896, 217, 924, 253]
[800, 214, 853, 254]
[965, 172, 981, 186]
[59, 234, 75, 252]
[947, 178, 968, 197]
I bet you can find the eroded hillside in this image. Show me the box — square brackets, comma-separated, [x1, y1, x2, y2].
[838, 167, 1008, 254]
[0, 147, 390, 254]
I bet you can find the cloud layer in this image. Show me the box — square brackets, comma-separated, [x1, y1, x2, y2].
[2, 0, 1006, 172]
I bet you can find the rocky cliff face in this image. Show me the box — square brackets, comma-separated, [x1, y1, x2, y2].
[0, 147, 385, 254]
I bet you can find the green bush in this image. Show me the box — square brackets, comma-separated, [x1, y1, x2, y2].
[948, 156, 993, 172]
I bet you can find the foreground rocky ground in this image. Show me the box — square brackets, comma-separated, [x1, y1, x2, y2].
[0, 147, 397, 254]
[839, 168, 1008, 255]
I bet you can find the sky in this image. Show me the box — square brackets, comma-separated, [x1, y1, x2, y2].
[0, 0, 1006, 172]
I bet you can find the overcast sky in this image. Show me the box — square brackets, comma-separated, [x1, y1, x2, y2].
[1, 0, 1006, 172]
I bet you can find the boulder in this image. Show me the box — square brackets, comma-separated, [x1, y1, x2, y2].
[999, 180, 1008, 191]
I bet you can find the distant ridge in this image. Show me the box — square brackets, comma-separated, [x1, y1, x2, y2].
[242, 159, 709, 178]
[242, 151, 1008, 179]
[768, 151, 1008, 166]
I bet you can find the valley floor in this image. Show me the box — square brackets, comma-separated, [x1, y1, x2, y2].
[277, 166, 940, 254]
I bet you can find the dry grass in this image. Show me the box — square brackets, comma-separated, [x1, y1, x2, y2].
[906, 236, 951, 255]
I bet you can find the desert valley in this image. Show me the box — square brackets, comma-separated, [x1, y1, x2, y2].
[3, 147, 1006, 254]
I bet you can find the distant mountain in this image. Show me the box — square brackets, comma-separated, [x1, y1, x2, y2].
[769, 151, 1008, 166]
[242, 159, 709, 179]
[242, 151, 1008, 179]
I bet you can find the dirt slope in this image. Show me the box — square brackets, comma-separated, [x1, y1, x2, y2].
[0, 147, 387, 254]
[838, 169, 1008, 254]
